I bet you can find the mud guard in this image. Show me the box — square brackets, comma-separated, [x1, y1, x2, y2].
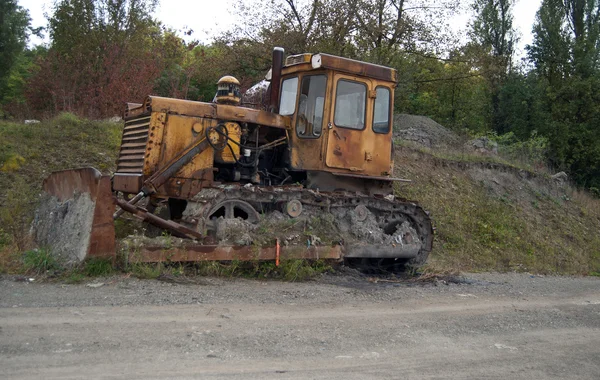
[32, 167, 116, 263]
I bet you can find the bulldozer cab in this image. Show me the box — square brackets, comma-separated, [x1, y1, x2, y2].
[279, 53, 397, 178]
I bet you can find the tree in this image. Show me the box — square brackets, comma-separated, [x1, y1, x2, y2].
[527, 0, 571, 85]
[469, 0, 517, 133]
[27, 0, 164, 117]
[526, 0, 600, 188]
[0, 0, 31, 109]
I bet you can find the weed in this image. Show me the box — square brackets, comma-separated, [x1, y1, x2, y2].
[83, 258, 114, 277]
[190, 259, 332, 281]
[53, 112, 82, 127]
[131, 263, 163, 279]
[22, 248, 61, 275]
[64, 272, 86, 284]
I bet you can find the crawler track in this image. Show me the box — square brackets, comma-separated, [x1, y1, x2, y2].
[180, 185, 433, 267]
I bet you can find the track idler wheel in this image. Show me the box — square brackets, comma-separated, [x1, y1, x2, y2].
[285, 199, 303, 218]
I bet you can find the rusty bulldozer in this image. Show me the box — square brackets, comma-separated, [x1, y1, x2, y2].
[32, 48, 433, 271]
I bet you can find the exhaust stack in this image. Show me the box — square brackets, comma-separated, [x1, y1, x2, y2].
[269, 47, 284, 113]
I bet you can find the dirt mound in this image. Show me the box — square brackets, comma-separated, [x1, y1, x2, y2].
[393, 114, 461, 148]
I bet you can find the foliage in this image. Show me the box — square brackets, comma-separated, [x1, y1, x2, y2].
[0, 0, 38, 115]
[488, 130, 549, 166]
[26, 0, 163, 118]
[525, 0, 600, 189]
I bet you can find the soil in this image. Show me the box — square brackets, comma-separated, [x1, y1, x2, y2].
[1, 272, 599, 379]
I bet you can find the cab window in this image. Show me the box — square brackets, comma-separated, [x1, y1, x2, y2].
[373, 86, 391, 133]
[334, 79, 366, 130]
[296, 75, 327, 138]
[279, 77, 298, 116]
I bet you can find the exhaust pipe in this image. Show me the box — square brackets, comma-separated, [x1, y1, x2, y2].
[269, 47, 284, 113]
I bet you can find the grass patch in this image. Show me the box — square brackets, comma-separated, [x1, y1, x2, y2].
[130, 263, 163, 279]
[63, 271, 86, 284]
[83, 258, 114, 277]
[395, 147, 600, 275]
[192, 259, 332, 281]
[124, 259, 333, 282]
[0, 115, 122, 268]
[22, 248, 62, 275]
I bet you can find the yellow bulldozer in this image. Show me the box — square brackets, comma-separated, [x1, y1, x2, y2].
[32, 48, 433, 271]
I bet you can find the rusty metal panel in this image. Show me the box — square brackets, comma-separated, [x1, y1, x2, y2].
[158, 170, 214, 199]
[314, 54, 397, 83]
[87, 176, 116, 260]
[143, 112, 167, 176]
[159, 114, 214, 183]
[41, 168, 115, 261]
[131, 244, 342, 263]
[282, 54, 397, 84]
[288, 71, 332, 171]
[112, 173, 143, 193]
[325, 74, 393, 177]
[42, 167, 104, 201]
[145, 96, 291, 129]
[216, 104, 291, 129]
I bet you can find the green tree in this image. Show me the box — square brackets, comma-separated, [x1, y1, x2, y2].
[526, 0, 600, 188]
[469, 0, 517, 133]
[0, 0, 31, 110]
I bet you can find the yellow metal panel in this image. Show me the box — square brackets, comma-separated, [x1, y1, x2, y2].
[216, 122, 241, 164]
[160, 114, 214, 179]
[143, 112, 167, 176]
[325, 74, 393, 176]
[289, 71, 331, 171]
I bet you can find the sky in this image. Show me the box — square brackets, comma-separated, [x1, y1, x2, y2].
[20, 0, 541, 56]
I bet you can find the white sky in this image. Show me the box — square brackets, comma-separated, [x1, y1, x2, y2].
[20, 0, 541, 57]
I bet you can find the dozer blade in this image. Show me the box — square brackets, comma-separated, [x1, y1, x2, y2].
[32, 167, 116, 264]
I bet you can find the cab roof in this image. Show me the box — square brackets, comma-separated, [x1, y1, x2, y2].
[282, 53, 397, 84]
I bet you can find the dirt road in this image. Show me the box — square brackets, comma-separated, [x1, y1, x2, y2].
[1, 272, 599, 379]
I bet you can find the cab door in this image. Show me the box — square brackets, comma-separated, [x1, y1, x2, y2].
[325, 74, 394, 176]
[287, 73, 330, 170]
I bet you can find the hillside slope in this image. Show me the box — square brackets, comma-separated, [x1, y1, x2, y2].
[0, 114, 599, 275]
[0, 114, 122, 269]
[393, 115, 600, 274]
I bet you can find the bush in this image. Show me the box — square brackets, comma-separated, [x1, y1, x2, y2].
[489, 131, 549, 167]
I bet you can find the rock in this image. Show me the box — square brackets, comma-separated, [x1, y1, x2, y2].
[551, 171, 568, 185]
[105, 116, 122, 123]
[24, 120, 40, 124]
[467, 137, 498, 155]
[86, 282, 105, 288]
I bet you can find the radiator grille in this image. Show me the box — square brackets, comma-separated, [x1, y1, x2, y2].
[116, 115, 151, 174]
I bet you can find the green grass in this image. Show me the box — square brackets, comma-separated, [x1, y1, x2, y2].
[0, 114, 122, 272]
[124, 259, 332, 281]
[395, 146, 600, 275]
[22, 248, 62, 274]
[395, 139, 542, 174]
[83, 258, 114, 277]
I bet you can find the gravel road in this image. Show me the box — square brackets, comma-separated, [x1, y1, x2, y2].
[1, 272, 599, 379]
